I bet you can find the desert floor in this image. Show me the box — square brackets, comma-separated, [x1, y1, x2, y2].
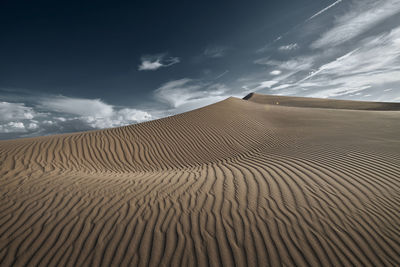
[1, 93, 400, 266]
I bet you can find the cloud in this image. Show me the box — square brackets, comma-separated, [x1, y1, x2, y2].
[27, 122, 39, 130]
[271, 84, 292, 90]
[306, 0, 343, 21]
[250, 0, 400, 103]
[311, 0, 400, 49]
[278, 43, 299, 51]
[254, 81, 279, 91]
[1, 79, 233, 139]
[138, 54, 180, 71]
[270, 70, 282, 76]
[307, 86, 371, 99]
[116, 108, 152, 122]
[215, 70, 229, 79]
[255, 56, 314, 71]
[40, 96, 152, 129]
[309, 26, 400, 78]
[203, 45, 230, 58]
[155, 79, 201, 108]
[41, 97, 114, 118]
[267, 25, 400, 100]
[0, 102, 36, 121]
[0, 96, 153, 139]
[154, 79, 229, 112]
[0, 102, 37, 134]
[0, 122, 26, 133]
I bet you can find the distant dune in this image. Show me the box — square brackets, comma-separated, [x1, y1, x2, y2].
[1, 94, 400, 266]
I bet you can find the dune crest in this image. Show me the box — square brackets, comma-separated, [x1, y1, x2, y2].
[244, 92, 400, 110]
[1, 95, 400, 266]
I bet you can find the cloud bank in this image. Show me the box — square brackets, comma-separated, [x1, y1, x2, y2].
[0, 95, 153, 139]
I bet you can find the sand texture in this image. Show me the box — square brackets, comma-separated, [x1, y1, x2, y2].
[1, 93, 400, 266]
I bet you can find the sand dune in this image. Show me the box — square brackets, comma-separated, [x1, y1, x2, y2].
[243, 93, 400, 110]
[1, 93, 400, 266]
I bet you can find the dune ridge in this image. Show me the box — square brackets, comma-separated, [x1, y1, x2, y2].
[1, 94, 400, 266]
[244, 92, 400, 110]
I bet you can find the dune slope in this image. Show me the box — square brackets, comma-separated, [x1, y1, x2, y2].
[1, 94, 400, 266]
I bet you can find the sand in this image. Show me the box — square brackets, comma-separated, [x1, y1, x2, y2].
[0, 93, 400, 266]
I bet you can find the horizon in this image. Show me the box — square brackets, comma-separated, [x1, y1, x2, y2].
[1, 0, 400, 139]
[2, 92, 400, 141]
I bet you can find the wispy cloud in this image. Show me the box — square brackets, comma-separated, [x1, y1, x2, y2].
[154, 79, 229, 112]
[264, 25, 400, 101]
[255, 56, 314, 71]
[311, 0, 400, 49]
[203, 45, 230, 58]
[307, 47, 400, 98]
[251, 0, 400, 102]
[41, 97, 114, 118]
[215, 70, 229, 80]
[138, 53, 180, 71]
[254, 81, 279, 91]
[306, 0, 343, 21]
[278, 43, 299, 51]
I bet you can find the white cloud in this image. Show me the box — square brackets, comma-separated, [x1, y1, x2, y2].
[154, 79, 229, 111]
[280, 25, 400, 100]
[138, 54, 180, 71]
[27, 122, 39, 130]
[10, 122, 25, 129]
[139, 60, 163, 71]
[270, 70, 282, 75]
[256, 57, 314, 71]
[155, 79, 201, 108]
[308, 26, 400, 78]
[40, 96, 153, 129]
[117, 108, 152, 122]
[0, 96, 154, 139]
[278, 43, 299, 51]
[311, 0, 400, 49]
[0, 102, 36, 121]
[271, 84, 292, 90]
[306, 0, 343, 21]
[254, 81, 279, 91]
[308, 86, 371, 98]
[251, 0, 400, 102]
[41, 97, 114, 118]
[56, 117, 67, 122]
[0, 122, 26, 133]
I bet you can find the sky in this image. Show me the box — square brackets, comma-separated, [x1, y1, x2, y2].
[1, 0, 400, 139]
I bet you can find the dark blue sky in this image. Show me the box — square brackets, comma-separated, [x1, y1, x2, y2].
[1, 0, 400, 139]
[0, 0, 320, 104]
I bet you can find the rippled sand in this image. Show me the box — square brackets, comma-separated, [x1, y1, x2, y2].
[1, 93, 400, 266]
